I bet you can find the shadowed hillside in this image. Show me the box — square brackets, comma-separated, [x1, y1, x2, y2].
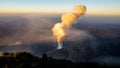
[1, 52, 120, 68]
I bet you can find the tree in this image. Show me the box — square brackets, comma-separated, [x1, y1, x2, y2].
[15, 52, 34, 60]
[3, 64, 8, 68]
[42, 53, 48, 61]
[2, 52, 9, 57]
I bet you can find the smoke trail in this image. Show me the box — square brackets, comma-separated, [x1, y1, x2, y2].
[52, 4, 86, 49]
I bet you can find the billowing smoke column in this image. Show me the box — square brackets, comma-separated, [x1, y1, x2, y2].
[52, 4, 86, 49]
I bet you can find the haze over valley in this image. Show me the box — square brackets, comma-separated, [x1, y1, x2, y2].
[0, 14, 120, 63]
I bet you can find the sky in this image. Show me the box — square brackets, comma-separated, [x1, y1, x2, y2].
[0, 0, 120, 15]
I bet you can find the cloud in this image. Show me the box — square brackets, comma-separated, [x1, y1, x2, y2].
[0, 14, 59, 45]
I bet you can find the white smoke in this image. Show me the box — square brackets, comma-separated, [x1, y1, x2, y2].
[57, 43, 62, 49]
[52, 4, 86, 49]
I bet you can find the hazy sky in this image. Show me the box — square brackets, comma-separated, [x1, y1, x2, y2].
[0, 0, 120, 15]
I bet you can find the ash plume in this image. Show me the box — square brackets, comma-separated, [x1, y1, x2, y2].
[52, 4, 86, 49]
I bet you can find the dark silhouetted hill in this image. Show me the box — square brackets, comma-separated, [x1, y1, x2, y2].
[1, 52, 120, 68]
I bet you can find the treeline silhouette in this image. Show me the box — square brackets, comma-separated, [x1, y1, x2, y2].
[0, 52, 119, 68]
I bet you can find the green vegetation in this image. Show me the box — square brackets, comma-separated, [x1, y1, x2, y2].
[0, 52, 119, 68]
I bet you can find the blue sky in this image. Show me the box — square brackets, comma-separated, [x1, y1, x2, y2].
[0, 0, 120, 15]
